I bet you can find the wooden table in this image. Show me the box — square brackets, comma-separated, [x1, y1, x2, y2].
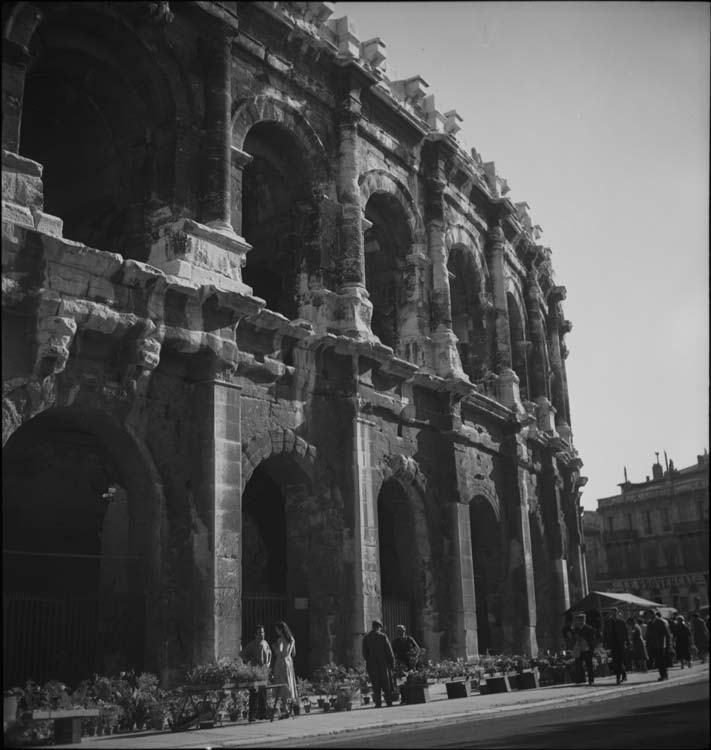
[30, 708, 100, 745]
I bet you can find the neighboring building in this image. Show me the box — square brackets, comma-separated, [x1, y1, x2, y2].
[2, 1, 587, 686]
[584, 453, 709, 612]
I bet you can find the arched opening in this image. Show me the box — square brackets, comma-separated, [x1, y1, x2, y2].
[469, 496, 504, 653]
[241, 454, 312, 676]
[448, 245, 492, 382]
[377, 478, 422, 641]
[507, 293, 529, 401]
[529, 515, 554, 652]
[364, 193, 412, 353]
[2, 408, 156, 686]
[241, 122, 314, 319]
[18, 10, 175, 260]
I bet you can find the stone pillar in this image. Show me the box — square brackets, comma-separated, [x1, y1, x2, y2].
[547, 286, 571, 439]
[445, 502, 479, 658]
[229, 146, 253, 235]
[348, 411, 381, 666]
[202, 31, 234, 232]
[2, 38, 32, 155]
[506, 457, 538, 657]
[486, 225, 522, 410]
[523, 251, 550, 402]
[193, 380, 243, 664]
[552, 557, 571, 616]
[331, 68, 373, 339]
[425, 169, 464, 378]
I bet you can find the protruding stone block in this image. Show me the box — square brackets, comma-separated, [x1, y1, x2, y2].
[148, 218, 253, 294]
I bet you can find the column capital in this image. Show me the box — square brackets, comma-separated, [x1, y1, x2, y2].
[486, 224, 505, 248]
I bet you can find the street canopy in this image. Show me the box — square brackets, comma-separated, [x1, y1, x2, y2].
[566, 591, 663, 616]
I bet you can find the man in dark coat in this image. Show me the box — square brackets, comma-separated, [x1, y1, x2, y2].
[362, 619, 395, 707]
[603, 607, 630, 685]
[645, 609, 672, 681]
[690, 611, 709, 663]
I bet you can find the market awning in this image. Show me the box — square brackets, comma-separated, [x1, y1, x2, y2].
[566, 590, 664, 616]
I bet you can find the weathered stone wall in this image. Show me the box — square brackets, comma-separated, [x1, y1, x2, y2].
[2, 1, 588, 683]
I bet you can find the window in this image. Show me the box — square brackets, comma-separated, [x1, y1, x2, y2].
[662, 507, 671, 531]
[627, 513, 633, 529]
[645, 510, 652, 534]
[608, 516, 614, 532]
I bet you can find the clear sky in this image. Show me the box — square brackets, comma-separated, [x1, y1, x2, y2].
[334, 1, 710, 509]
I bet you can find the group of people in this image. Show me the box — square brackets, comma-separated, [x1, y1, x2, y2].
[567, 607, 709, 687]
[362, 620, 422, 708]
[240, 620, 297, 722]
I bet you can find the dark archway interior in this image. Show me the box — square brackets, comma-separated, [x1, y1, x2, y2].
[448, 245, 491, 381]
[242, 122, 312, 318]
[377, 478, 421, 636]
[241, 465, 287, 594]
[19, 13, 174, 260]
[364, 193, 411, 351]
[2, 410, 148, 685]
[469, 497, 503, 653]
[507, 293, 529, 401]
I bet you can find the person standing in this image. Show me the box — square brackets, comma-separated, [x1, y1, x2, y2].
[627, 617, 648, 672]
[645, 609, 672, 681]
[572, 613, 597, 686]
[673, 615, 693, 668]
[240, 624, 271, 722]
[272, 620, 297, 717]
[690, 612, 709, 663]
[392, 625, 421, 673]
[362, 619, 395, 707]
[603, 607, 629, 685]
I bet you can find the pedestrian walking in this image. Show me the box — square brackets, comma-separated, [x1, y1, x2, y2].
[645, 609, 672, 681]
[672, 615, 693, 668]
[690, 612, 709, 663]
[627, 617, 648, 672]
[392, 624, 421, 674]
[572, 613, 597, 686]
[603, 607, 629, 684]
[240, 624, 271, 722]
[363, 619, 395, 707]
[272, 620, 297, 717]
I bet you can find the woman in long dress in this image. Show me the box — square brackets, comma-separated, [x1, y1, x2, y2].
[272, 620, 297, 716]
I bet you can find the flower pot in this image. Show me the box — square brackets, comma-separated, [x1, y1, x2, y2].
[516, 671, 539, 690]
[399, 684, 430, 705]
[3, 696, 18, 731]
[485, 675, 511, 693]
[304, 704, 311, 714]
[445, 680, 471, 699]
[362, 695, 371, 705]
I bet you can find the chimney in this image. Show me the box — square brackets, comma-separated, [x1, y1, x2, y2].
[652, 452, 663, 480]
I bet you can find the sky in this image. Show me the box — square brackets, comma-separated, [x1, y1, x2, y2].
[334, 1, 710, 510]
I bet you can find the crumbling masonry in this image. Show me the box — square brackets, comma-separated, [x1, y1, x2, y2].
[2, 1, 587, 685]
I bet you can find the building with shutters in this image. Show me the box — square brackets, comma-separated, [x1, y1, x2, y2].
[583, 453, 709, 611]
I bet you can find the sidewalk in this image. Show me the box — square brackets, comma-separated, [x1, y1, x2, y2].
[52, 663, 709, 749]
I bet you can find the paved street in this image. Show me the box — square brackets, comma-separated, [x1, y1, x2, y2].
[281, 677, 709, 748]
[47, 663, 709, 749]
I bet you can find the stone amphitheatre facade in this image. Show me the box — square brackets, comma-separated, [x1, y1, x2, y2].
[2, 1, 588, 684]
